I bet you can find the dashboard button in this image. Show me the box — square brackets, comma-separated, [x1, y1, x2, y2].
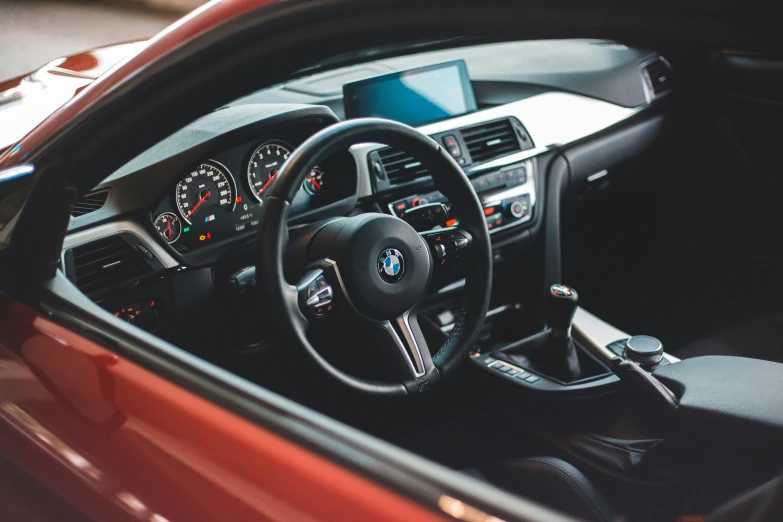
[442, 134, 461, 158]
[136, 244, 154, 261]
[525, 374, 540, 383]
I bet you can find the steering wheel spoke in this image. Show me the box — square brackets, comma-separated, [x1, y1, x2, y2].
[376, 310, 437, 389]
[419, 228, 473, 268]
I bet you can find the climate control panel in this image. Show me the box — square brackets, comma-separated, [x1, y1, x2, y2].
[388, 159, 536, 234]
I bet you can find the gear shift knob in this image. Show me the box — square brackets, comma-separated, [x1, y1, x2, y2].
[547, 284, 579, 338]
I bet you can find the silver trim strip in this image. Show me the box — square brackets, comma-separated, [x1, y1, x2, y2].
[587, 170, 608, 182]
[394, 311, 426, 377]
[351, 91, 641, 197]
[62, 220, 178, 269]
[573, 307, 679, 365]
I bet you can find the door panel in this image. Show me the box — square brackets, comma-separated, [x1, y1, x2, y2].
[0, 300, 446, 522]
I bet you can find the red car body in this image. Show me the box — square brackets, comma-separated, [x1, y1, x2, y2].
[0, 2, 450, 520]
[0, 301, 444, 521]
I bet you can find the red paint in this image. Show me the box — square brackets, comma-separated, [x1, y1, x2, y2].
[0, 300, 446, 521]
[0, 1, 275, 168]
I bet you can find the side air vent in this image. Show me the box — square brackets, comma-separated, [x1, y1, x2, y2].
[642, 58, 673, 98]
[71, 189, 109, 218]
[460, 118, 521, 164]
[377, 147, 430, 185]
[68, 234, 153, 298]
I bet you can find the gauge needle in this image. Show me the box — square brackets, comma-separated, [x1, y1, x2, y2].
[189, 190, 211, 216]
[311, 178, 321, 189]
[166, 219, 172, 238]
[258, 171, 277, 195]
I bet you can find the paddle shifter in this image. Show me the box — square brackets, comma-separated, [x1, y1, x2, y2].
[541, 284, 582, 381]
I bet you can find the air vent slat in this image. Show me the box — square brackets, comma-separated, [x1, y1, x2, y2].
[460, 118, 521, 164]
[376, 147, 430, 185]
[642, 58, 673, 97]
[68, 235, 153, 298]
[461, 122, 510, 137]
[71, 189, 109, 218]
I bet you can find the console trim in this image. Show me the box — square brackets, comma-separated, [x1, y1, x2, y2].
[61, 220, 179, 269]
[352, 91, 641, 197]
[573, 307, 679, 364]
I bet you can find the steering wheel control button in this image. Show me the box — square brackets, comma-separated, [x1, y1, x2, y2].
[422, 229, 472, 263]
[306, 275, 333, 316]
[377, 248, 405, 283]
[228, 266, 257, 295]
[624, 335, 664, 369]
[402, 203, 449, 231]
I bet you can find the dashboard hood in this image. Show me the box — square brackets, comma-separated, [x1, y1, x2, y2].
[0, 41, 148, 153]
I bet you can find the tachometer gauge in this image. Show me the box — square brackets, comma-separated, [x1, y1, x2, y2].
[175, 162, 235, 224]
[154, 212, 182, 243]
[303, 168, 325, 196]
[247, 141, 292, 201]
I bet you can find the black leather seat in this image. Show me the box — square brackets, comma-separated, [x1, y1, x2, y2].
[676, 312, 783, 364]
[464, 456, 617, 522]
[466, 457, 783, 522]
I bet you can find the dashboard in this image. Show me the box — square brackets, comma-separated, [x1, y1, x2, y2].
[59, 39, 671, 341]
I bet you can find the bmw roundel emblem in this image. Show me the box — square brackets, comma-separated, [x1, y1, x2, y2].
[378, 248, 405, 283]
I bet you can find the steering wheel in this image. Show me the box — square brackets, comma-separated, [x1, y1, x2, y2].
[257, 119, 492, 396]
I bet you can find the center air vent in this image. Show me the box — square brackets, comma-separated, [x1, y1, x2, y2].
[67, 234, 153, 298]
[460, 118, 521, 164]
[71, 189, 109, 218]
[642, 57, 673, 98]
[376, 147, 430, 185]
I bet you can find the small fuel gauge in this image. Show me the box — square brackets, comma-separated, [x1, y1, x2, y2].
[303, 168, 325, 196]
[154, 212, 182, 243]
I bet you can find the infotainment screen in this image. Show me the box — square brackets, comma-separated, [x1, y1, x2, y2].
[343, 60, 477, 126]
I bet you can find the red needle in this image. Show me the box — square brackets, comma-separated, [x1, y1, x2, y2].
[189, 190, 210, 216]
[166, 219, 172, 238]
[258, 171, 277, 195]
[312, 178, 321, 189]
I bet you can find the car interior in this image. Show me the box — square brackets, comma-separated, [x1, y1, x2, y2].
[45, 34, 783, 521]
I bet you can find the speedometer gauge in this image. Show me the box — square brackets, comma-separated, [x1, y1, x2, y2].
[247, 141, 291, 202]
[176, 162, 235, 224]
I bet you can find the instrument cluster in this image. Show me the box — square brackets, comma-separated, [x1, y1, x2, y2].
[151, 137, 351, 255]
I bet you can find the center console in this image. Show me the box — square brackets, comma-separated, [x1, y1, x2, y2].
[466, 284, 681, 398]
[387, 160, 536, 234]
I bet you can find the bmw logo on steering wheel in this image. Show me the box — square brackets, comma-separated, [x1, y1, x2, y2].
[378, 248, 405, 283]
